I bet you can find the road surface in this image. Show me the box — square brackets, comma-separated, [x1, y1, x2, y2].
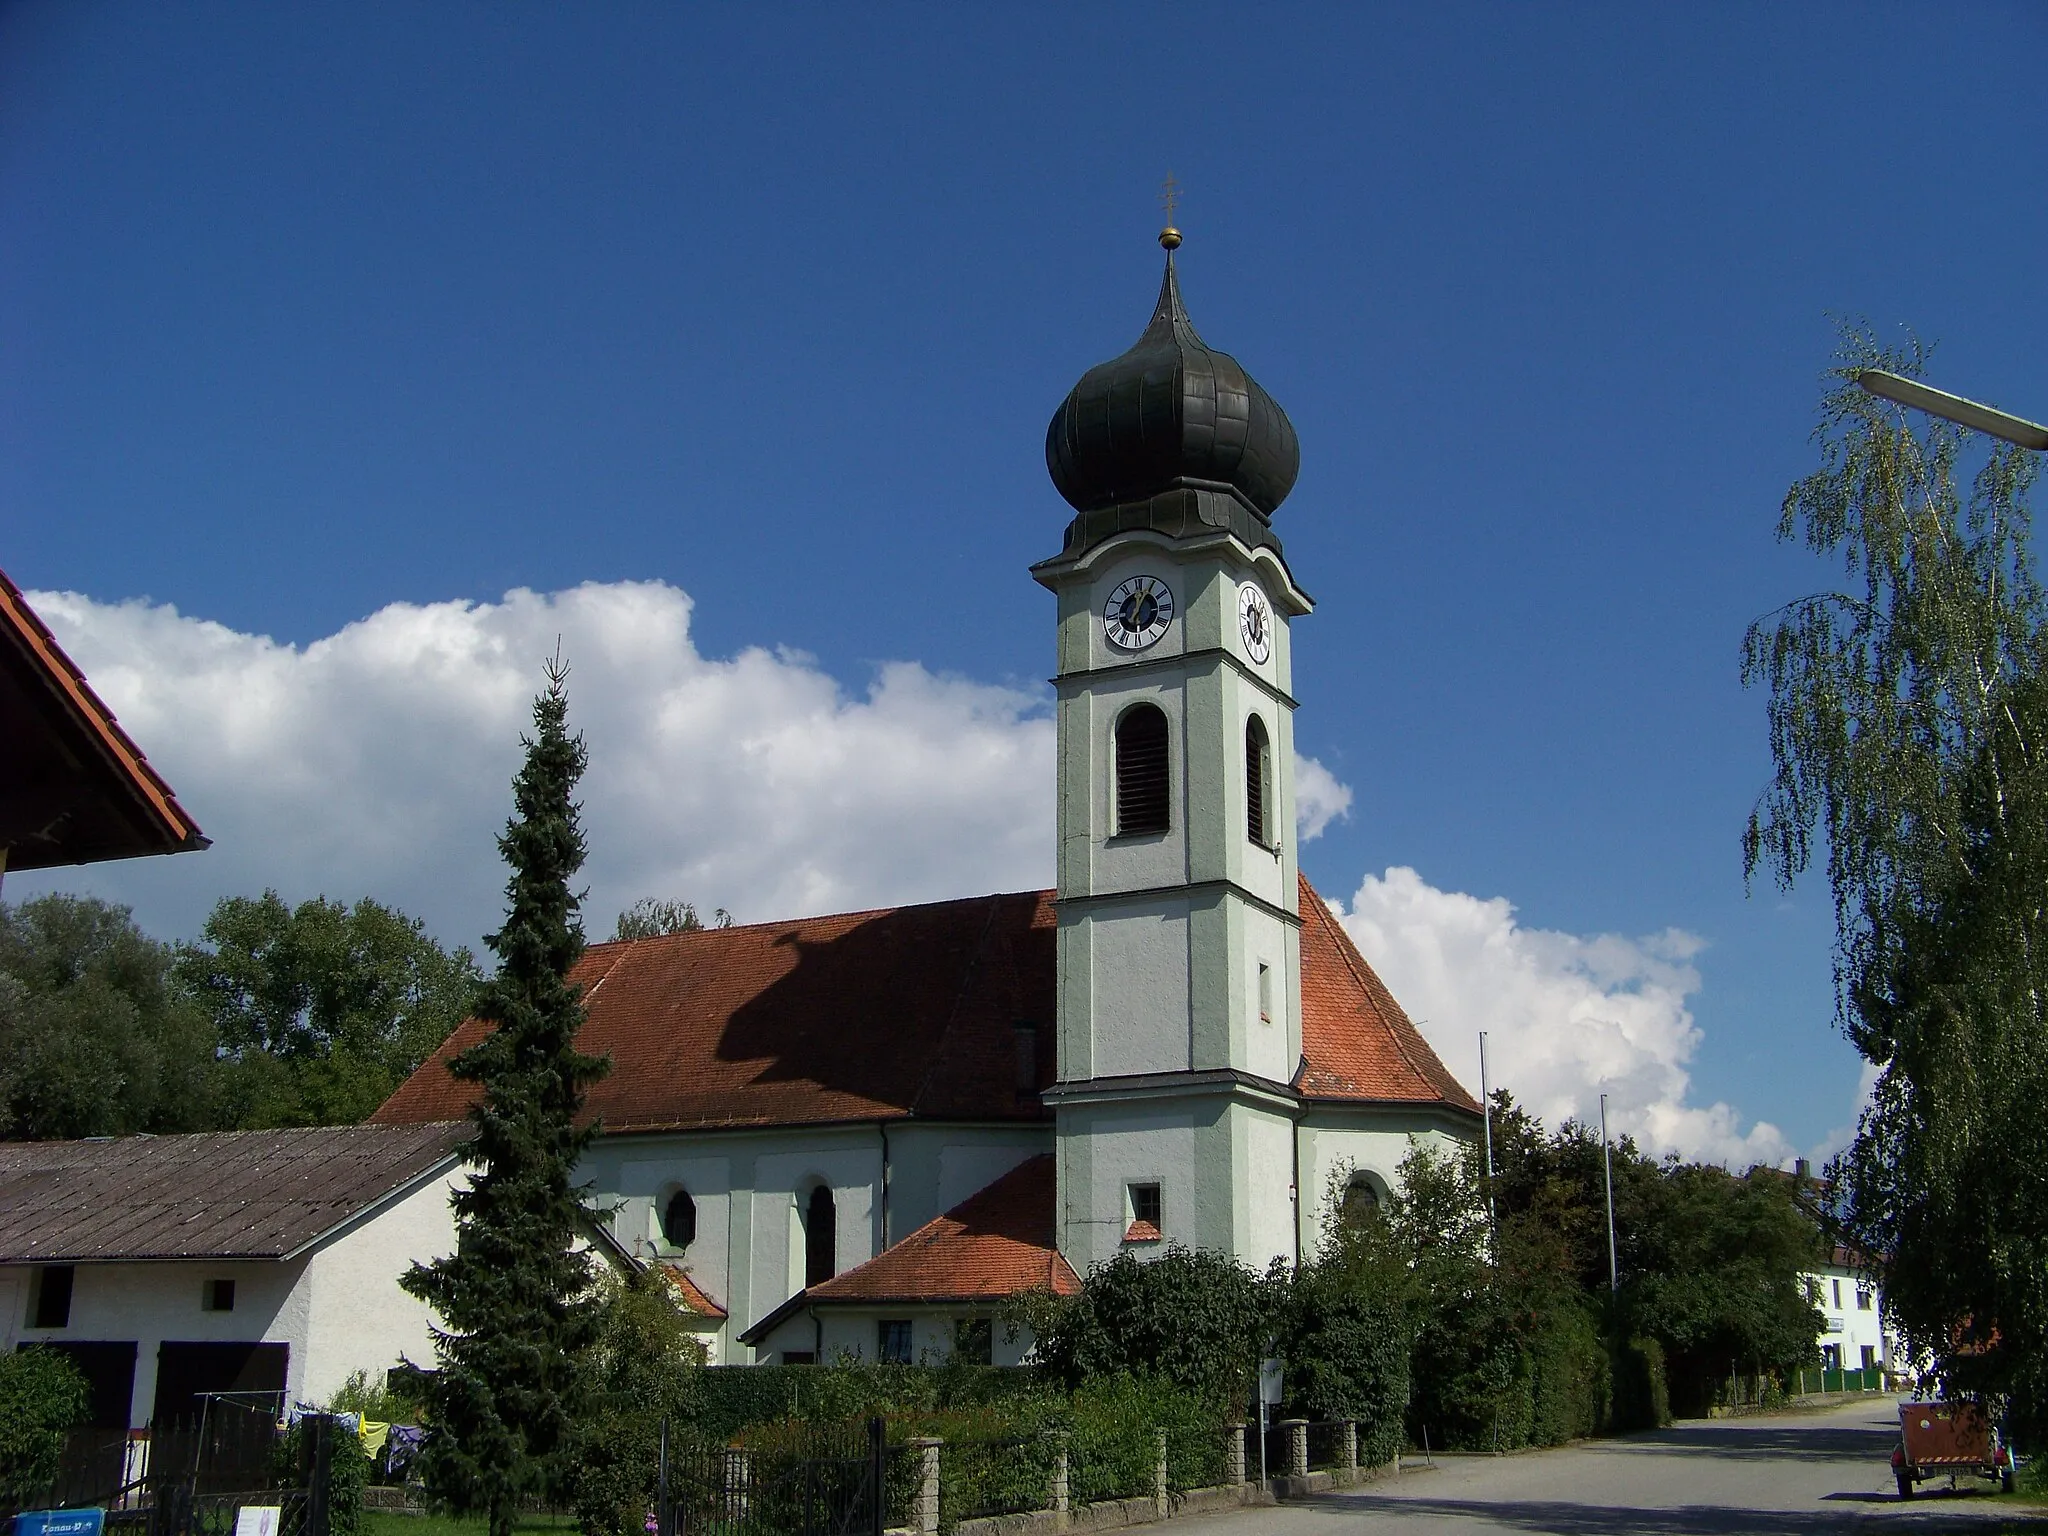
[1187, 1397, 2026, 1534]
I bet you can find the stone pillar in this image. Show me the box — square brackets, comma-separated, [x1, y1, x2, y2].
[908, 1438, 941, 1536]
[1224, 1424, 1246, 1487]
[1341, 1420, 1357, 1475]
[1280, 1419, 1308, 1479]
[1153, 1429, 1169, 1518]
[1051, 1438, 1070, 1531]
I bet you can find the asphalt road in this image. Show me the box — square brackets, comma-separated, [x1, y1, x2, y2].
[1185, 1397, 2027, 1535]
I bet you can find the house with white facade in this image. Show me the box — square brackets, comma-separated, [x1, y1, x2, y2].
[0, 1124, 467, 1431]
[1805, 1243, 1893, 1377]
[371, 234, 1482, 1366]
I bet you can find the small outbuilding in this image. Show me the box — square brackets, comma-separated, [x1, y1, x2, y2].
[0, 1122, 466, 1431]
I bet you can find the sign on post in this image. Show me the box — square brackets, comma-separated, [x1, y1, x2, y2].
[234, 1507, 282, 1536]
[14, 1512, 106, 1536]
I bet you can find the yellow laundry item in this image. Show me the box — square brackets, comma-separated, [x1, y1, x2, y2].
[359, 1420, 391, 1458]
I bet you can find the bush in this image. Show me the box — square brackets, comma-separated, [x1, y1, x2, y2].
[1021, 1247, 1274, 1414]
[0, 1347, 89, 1508]
[275, 1417, 369, 1536]
[569, 1270, 705, 1536]
[1281, 1261, 1411, 1467]
[693, 1363, 1039, 1441]
[1610, 1335, 1672, 1431]
[1526, 1299, 1608, 1446]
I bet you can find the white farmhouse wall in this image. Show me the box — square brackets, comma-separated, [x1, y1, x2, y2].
[299, 1164, 462, 1404]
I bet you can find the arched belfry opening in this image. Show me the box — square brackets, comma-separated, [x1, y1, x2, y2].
[1115, 705, 1170, 835]
[1245, 715, 1272, 846]
[803, 1184, 837, 1288]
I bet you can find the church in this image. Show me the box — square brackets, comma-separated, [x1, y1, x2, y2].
[374, 228, 1480, 1367]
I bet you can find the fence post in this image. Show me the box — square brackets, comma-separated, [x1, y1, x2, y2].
[1051, 1435, 1070, 1531]
[1341, 1420, 1357, 1477]
[908, 1437, 941, 1536]
[306, 1414, 333, 1536]
[1223, 1423, 1246, 1487]
[1280, 1419, 1308, 1480]
[1153, 1429, 1168, 1518]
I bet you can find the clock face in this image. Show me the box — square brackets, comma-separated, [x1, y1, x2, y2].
[1238, 582, 1274, 664]
[1104, 575, 1175, 651]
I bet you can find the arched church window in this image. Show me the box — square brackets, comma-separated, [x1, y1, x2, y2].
[804, 1185, 837, 1288]
[1245, 716, 1272, 846]
[662, 1188, 696, 1250]
[1115, 705, 1170, 835]
[1340, 1175, 1382, 1228]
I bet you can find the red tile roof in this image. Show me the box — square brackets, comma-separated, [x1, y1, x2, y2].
[0, 566, 206, 870]
[740, 1155, 1078, 1342]
[658, 1263, 729, 1320]
[1296, 874, 1480, 1111]
[1123, 1220, 1163, 1244]
[373, 877, 1476, 1131]
[373, 890, 1057, 1132]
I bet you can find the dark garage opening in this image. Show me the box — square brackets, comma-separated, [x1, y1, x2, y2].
[151, 1340, 288, 1423]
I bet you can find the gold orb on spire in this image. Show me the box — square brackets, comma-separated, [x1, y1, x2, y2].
[1159, 171, 1182, 251]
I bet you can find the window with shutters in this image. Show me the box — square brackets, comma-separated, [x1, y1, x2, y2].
[1115, 705, 1170, 835]
[1245, 716, 1272, 845]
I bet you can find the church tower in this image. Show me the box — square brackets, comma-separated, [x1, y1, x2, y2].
[1035, 228, 1312, 1274]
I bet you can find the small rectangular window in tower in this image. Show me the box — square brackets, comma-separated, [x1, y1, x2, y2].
[31, 1265, 74, 1329]
[1125, 1183, 1163, 1243]
[1258, 963, 1273, 1024]
[203, 1279, 236, 1313]
[1831, 1278, 1842, 1309]
[878, 1319, 914, 1364]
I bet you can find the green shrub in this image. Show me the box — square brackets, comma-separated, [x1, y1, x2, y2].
[569, 1270, 705, 1536]
[1526, 1300, 1607, 1445]
[0, 1347, 90, 1508]
[1282, 1260, 1412, 1467]
[276, 1417, 370, 1536]
[1610, 1335, 1671, 1430]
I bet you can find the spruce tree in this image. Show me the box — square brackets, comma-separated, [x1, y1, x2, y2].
[402, 664, 611, 1536]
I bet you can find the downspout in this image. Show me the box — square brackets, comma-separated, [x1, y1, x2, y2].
[812, 1306, 823, 1361]
[1291, 1109, 1304, 1269]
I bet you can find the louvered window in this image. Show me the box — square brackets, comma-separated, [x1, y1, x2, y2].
[1245, 716, 1272, 846]
[1115, 705, 1170, 835]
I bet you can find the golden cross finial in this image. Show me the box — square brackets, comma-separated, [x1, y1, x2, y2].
[1158, 172, 1182, 251]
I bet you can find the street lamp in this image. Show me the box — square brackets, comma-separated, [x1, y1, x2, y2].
[1854, 370, 2048, 451]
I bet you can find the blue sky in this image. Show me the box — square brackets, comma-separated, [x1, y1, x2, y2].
[3, 3, 2045, 1157]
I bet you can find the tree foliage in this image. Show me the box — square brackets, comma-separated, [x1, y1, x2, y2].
[612, 898, 732, 942]
[569, 1270, 705, 1536]
[1019, 1246, 1276, 1414]
[176, 892, 480, 1126]
[0, 895, 220, 1139]
[1744, 323, 2048, 1434]
[402, 666, 612, 1536]
[0, 1346, 90, 1508]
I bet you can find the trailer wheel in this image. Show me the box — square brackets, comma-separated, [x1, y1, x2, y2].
[1897, 1472, 1913, 1500]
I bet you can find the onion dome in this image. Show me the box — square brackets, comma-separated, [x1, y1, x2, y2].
[1046, 236, 1299, 559]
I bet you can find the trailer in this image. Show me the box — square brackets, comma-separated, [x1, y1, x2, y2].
[1892, 1400, 2015, 1498]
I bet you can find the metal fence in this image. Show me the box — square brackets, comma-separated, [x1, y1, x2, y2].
[660, 1417, 898, 1536]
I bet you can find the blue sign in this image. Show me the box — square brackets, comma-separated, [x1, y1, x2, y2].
[13, 1511, 106, 1536]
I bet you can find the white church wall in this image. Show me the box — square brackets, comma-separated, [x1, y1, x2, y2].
[1295, 1114, 1473, 1255]
[880, 1123, 1051, 1241]
[1229, 1103, 1297, 1270]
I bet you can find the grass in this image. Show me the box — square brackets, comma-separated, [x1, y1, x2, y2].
[362, 1513, 579, 1536]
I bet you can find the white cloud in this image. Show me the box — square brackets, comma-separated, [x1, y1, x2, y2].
[1328, 866, 1798, 1168]
[14, 578, 1819, 1165]
[17, 580, 1056, 948]
[1293, 754, 1352, 841]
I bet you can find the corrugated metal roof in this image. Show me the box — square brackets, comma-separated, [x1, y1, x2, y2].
[0, 1122, 466, 1263]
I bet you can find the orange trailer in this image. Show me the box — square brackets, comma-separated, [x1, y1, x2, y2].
[1892, 1400, 2015, 1498]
